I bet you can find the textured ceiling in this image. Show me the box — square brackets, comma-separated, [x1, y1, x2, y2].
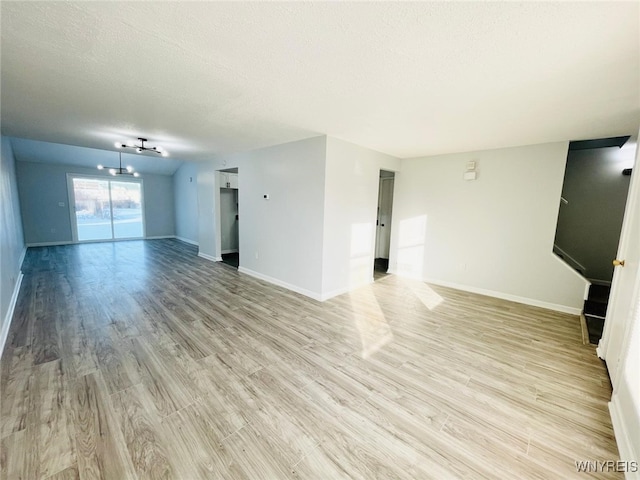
[1, 1, 639, 166]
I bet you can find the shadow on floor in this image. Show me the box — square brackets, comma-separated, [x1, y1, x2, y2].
[221, 252, 239, 268]
[374, 258, 389, 281]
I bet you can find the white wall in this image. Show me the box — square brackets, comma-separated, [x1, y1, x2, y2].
[173, 162, 199, 244]
[16, 161, 175, 244]
[1, 137, 26, 355]
[198, 136, 327, 297]
[197, 164, 218, 259]
[321, 137, 401, 298]
[389, 142, 588, 313]
[555, 144, 634, 283]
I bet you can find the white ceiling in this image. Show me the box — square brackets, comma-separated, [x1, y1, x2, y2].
[1, 1, 639, 168]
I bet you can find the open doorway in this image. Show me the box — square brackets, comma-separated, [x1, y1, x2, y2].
[219, 168, 239, 268]
[374, 170, 395, 280]
[553, 136, 635, 344]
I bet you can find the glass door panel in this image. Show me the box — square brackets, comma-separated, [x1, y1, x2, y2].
[72, 178, 113, 241]
[111, 181, 143, 239]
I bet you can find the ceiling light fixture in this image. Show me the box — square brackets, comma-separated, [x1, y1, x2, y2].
[115, 137, 168, 157]
[97, 152, 140, 177]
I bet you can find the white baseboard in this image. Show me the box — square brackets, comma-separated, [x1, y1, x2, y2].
[26, 241, 73, 247]
[221, 249, 239, 254]
[198, 252, 221, 262]
[319, 278, 374, 301]
[175, 236, 199, 246]
[389, 270, 582, 315]
[18, 246, 27, 268]
[26, 236, 177, 247]
[238, 267, 323, 301]
[609, 394, 640, 480]
[0, 272, 24, 360]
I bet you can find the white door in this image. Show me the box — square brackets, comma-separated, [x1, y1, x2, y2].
[375, 176, 394, 259]
[599, 137, 640, 386]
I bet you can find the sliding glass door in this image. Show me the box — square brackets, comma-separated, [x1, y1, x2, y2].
[70, 176, 144, 242]
[111, 181, 143, 239]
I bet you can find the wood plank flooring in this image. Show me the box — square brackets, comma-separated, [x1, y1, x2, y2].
[1, 239, 621, 479]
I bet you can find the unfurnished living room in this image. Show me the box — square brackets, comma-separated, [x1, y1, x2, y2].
[1, 2, 639, 479]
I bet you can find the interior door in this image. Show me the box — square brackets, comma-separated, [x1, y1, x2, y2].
[375, 177, 394, 259]
[599, 138, 640, 386]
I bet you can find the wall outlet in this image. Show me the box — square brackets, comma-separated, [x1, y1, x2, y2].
[255, 251, 259, 259]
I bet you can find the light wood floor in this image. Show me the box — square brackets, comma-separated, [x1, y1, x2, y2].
[1, 239, 621, 479]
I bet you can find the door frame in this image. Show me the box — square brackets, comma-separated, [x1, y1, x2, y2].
[66, 173, 147, 243]
[214, 168, 240, 264]
[596, 133, 640, 479]
[375, 175, 394, 259]
[597, 139, 640, 383]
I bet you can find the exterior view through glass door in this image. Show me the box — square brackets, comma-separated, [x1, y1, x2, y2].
[71, 176, 144, 241]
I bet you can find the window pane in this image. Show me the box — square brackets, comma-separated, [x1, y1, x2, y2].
[73, 178, 113, 241]
[111, 181, 143, 239]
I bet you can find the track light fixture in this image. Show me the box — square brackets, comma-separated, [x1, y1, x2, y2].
[97, 152, 140, 177]
[114, 137, 168, 157]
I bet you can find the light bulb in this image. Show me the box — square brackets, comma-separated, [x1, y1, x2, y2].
[126, 166, 133, 173]
[114, 142, 122, 148]
[133, 172, 140, 177]
[109, 168, 116, 175]
[97, 164, 104, 170]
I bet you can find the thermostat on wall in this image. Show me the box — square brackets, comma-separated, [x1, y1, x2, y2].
[463, 171, 477, 181]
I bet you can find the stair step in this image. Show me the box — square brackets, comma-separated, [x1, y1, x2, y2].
[584, 299, 607, 317]
[584, 315, 605, 345]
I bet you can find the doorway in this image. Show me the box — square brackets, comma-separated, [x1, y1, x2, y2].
[374, 171, 395, 279]
[219, 168, 239, 268]
[68, 175, 144, 242]
[553, 137, 634, 343]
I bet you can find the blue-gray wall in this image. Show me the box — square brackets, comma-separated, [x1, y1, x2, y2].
[173, 162, 199, 244]
[16, 161, 175, 245]
[1, 137, 25, 350]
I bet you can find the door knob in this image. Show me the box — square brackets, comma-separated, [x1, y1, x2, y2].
[613, 259, 625, 267]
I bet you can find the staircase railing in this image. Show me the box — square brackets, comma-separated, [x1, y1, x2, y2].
[553, 244, 587, 277]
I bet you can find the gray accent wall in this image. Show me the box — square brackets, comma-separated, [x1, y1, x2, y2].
[173, 162, 199, 244]
[1, 137, 25, 343]
[555, 146, 633, 282]
[16, 161, 175, 245]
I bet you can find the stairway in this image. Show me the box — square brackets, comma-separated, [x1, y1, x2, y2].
[583, 284, 611, 345]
